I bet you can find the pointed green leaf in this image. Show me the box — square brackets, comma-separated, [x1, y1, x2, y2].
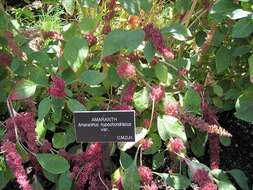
[133, 87, 150, 111]
[102, 29, 144, 57]
[161, 23, 192, 41]
[232, 18, 253, 38]
[11, 80, 37, 100]
[64, 37, 88, 72]
[118, 0, 140, 15]
[52, 132, 67, 149]
[62, 0, 75, 15]
[216, 47, 232, 73]
[67, 99, 86, 112]
[36, 154, 70, 174]
[38, 97, 51, 120]
[57, 172, 72, 190]
[122, 162, 140, 190]
[80, 70, 106, 85]
[155, 62, 168, 83]
[157, 115, 187, 142]
[183, 88, 201, 114]
[235, 87, 253, 123]
[228, 169, 249, 190]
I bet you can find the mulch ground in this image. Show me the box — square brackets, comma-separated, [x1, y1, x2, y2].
[218, 111, 253, 186]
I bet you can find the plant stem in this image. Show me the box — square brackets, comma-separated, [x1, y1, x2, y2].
[181, 0, 199, 27]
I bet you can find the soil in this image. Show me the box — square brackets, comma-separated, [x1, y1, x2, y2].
[218, 111, 253, 186]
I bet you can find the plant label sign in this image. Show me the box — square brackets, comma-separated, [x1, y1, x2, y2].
[74, 110, 135, 142]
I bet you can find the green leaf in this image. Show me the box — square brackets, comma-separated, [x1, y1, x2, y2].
[227, 169, 249, 190]
[191, 132, 208, 157]
[62, 0, 75, 15]
[67, 99, 86, 112]
[211, 169, 241, 190]
[224, 89, 240, 100]
[144, 41, 156, 63]
[152, 152, 164, 170]
[174, 0, 191, 13]
[32, 176, 45, 190]
[212, 97, 224, 109]
[52, 132, 67, 149]
[211, 169, 229, 180]
[62, 68, 76, 84]
[161, 23, 192, 41]
[156, 173, 190, 190]
[210, 0, 238, 22]
[65, 127, 76, 145]
[155, 62, 168, 83]
[227, 9, 252, 19]
[0, 10, 9, 33]
[157, 115, 187, 142]
[43, 170, 58, 183]
[36, 119, 46, 140]
[102, 29, 145, 57]
[118, 0, 140, 15]
[57, 172, 72, 190]
[122, 162, 140, 190]
[143, 133, 161, 155]
[0, 171, 12, 190]
[133, 87, 150, 111]
[80, 70, 106, 85]
[138, 0, 152, 12]
[218, 180, 237, 190]
[169, 174, 191, 190]
[12, 80, 37, 100]
[79, 17, 98, 33]
[249, 54, 253, 83]
[81, 0, 99, 8]
[105, 65, 121, 87]
[36, 153, 70, 174]
[120, 152, 133, 169]
[232, 18, 253, 38]
[219, 136, 231, 147]
[183, 88, 201, 114]
[63, 37, 88, 72]
[84, 86, 106, 96]
[216, 47, 232, 73]
[195, 31, 207, 47]
[213, 84, 223, 97]
[63, 23, 79, 41]
[29, 66, 48, 86]
[235, 87, 253, 123]
[38, 97, 51, 120]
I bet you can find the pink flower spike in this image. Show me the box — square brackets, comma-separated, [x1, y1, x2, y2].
[168, 138, 185, 154]
[1, 141, 32, 190]
[116, 62, 136, 79]
[48, 76, 67, 99]
[140, 138, 153, 150]
[150, 85, 165, 102]
[138, 166, 153, 185]
[144, 181, 158, 190]
[161, 48, 175, 60]
[0, 52, 12, 66]
[192, 168, 212, 187]
[121, 81, 137, 103]
[164, 101, 180, 117]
